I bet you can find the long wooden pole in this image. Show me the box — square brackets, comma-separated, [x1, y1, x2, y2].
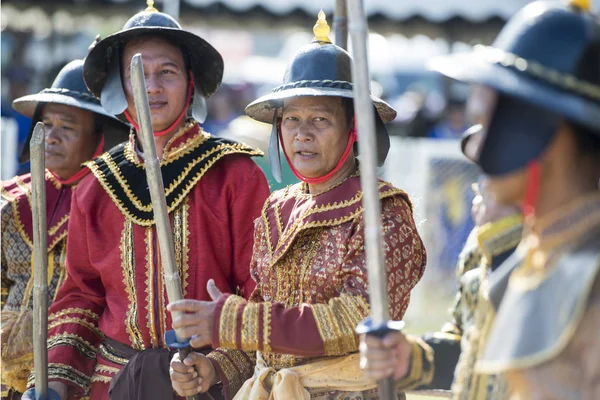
[334, 0, 348, 50]
[347, 1, 394, 398]
[30, 122, 49, 399]
[130, 53, 198, 400]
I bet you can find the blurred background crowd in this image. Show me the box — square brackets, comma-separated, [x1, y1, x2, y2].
[0, 0, 538, 333]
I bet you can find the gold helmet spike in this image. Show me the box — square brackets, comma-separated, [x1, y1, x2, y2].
[145, 0, 158, 12]
[569, 0, 591, 11]
[313, 10, 332, 44]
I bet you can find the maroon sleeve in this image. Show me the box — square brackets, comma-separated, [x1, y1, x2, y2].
[42, 188, 106, 398]
[226, 156, 269, 299]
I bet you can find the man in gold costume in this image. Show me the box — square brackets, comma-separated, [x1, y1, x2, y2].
[167, 13, 428, 400]
[359, 127, 523, 400]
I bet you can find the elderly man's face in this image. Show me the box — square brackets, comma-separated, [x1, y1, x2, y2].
[42, 103, 99, 180]
[281, 96, 350, 179]
[122, 35, 188, 132]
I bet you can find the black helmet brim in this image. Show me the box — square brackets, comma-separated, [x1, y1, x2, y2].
[84, 26, 224, 100]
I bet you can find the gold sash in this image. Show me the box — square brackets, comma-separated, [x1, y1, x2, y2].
[234, 352, 376, 400]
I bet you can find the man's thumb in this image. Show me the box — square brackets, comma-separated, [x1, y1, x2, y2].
[207, 279, 222, 301]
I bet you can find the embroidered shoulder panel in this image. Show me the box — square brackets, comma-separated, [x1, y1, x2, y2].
[0, 172, 70, 252]
[86, 134, 263, 226]
[262, 176, 410, 266]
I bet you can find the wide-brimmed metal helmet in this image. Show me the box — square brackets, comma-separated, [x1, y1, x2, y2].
[245, 11, 397, 182]
[13, 59, 130, 163]
[429, 0, 600, 176]
[83, 1, 224, 123]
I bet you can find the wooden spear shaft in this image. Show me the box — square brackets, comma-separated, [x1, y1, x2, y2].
[30, 122, 49, 399]
[129, 53, 198, 400]
[347, 1, 394, 398]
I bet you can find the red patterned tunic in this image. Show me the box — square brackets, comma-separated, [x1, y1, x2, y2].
[43, 121, 270, 399]
[206, 175, 427, 399]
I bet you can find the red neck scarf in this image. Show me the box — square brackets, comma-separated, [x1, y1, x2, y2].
[124, 72, 194, 137]
[523, 160, 541, 224]
[279, 120, 358, 185]
[50, 136, 105, 186]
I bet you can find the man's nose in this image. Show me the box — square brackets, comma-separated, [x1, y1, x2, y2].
[45, 126, 60, 145]
[145, 72, 163, 94]
[295, 121, 314, 141]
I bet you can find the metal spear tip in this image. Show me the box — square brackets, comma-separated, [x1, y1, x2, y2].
[131, 53, 144, 70]
[30, 122, 46, 148]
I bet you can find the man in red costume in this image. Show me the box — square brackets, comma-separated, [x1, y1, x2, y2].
[23, 4, 270, 400]
[1, 58, 129, 399]
[168, 13, 427, 400]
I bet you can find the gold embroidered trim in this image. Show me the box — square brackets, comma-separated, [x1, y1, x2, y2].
[268, 185, 404, 265]
[241, 302, 259, 351]
[294, 169, 360, 199]
[88, 143, 263, 226]
[121, 219, 145, 350]
[2, 175, 70, 252]
[262, 302, 272, 353]
[46, 171, 62, 190]
[48, 333, 97, 359]
[477, 214, 524, 264]
[219, 295, 244, 348]
[46, 363, 90, 391]
[173, 199, 190, 297]
[395, 336, 427, 390]
[94, 364, 121, 374]
[158, 246, 167, 348]
[6, 177, 33, 249]
[124, 121, 206, 166]
[144, 227, 159, 348]
[90, 374, 112, 383]
[273, 186, 289, 237]
[207, 350, 242, 390]
[54, 244, 68, 301]
[227, 349, 254, 382]
[49, 308, 100, 322]
[311, 294, 364, 356]
[48, 214, 69, 236]
[48, 317, 104, 338]
[261, 196, 274, 256]
[98, 342, 129, 366]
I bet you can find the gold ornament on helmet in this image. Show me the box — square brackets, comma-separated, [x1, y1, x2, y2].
[313, 10, 332, 44]
[145, 0, 158, 12]
[569, 0, 591, 11]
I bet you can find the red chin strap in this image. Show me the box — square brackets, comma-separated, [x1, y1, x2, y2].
[279, 120, 358, 185]
[522, 160, 541, 223]
[50, 136, 105, 186]
[124, 71, 194, 137]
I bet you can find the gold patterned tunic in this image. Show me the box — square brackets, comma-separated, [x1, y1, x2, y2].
[1, 172, 71, 395]
[207, 176, 428, 399]
[394, 214, 523, 400]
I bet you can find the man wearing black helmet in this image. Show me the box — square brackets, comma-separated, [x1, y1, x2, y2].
[23, 3, 270, 400]
[428, 0, 600, 398]
[167, 12, 426, 400]
[1, 58, 129, 399]
[359, 127, 523, 400]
